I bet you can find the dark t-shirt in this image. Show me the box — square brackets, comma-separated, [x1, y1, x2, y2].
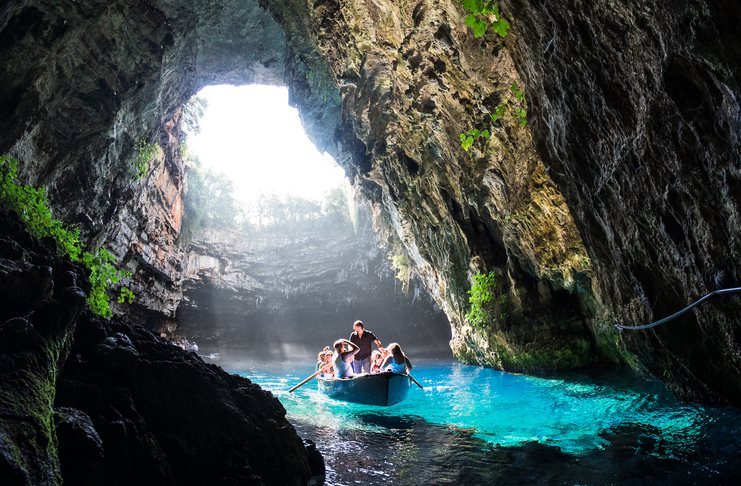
[349, 330, 378, 360]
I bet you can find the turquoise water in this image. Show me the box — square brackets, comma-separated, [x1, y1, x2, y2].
[233, 360, 741, 484]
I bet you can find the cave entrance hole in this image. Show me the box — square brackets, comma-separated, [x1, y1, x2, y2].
[182, 84, 352, 233]
[174, 84, 453, 362]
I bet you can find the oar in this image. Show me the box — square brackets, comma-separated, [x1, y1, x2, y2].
[408, 374, 424, 390]
[288, 370, 321, 393]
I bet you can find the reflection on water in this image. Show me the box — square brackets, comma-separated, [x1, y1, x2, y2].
[233, 361, 741, 485]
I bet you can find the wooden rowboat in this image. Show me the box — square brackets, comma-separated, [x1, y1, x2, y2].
[317, 371, 412, 406]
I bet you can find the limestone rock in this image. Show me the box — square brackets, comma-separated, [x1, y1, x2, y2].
[0, 209, 314, 485]
[500, 0, 741, 402]
[175, 208, 451, 356]
[0, 0, 739, 404]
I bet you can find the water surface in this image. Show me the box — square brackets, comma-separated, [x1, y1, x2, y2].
[232, 360, 741, 485]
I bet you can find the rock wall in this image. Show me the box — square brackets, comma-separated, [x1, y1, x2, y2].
[0, 209, 315, 485]
[0, 0, 289, 326]
[0, 0, 739, 404]
[175, 210, 451, 359]
[499, 0, 741, 403]
[264, 0, 607, 372]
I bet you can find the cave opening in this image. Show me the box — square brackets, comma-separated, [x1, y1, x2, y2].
[183, 84, 351, 224]
[172, 83, 452, 364]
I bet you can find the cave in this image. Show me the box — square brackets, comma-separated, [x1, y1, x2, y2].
[1, 0, 740, 485]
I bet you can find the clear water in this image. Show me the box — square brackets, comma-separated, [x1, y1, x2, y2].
[232, 360, 741, 485]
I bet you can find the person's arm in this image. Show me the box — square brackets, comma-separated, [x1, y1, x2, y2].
[380, 356, 392, 370]
[340, 339, 359, 360]
[370, 331, 383, 350]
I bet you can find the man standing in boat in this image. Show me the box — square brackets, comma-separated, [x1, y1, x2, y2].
[349, 320, 383, 374]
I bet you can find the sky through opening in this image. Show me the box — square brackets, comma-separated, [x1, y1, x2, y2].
[186, 84, 349, 208]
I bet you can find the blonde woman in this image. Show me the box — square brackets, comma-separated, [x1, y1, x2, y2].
[316, 350, 334, 377]
[370, 350, 383, 373]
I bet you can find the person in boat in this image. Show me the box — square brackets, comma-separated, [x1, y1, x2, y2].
[349, 320, 383, 374]
[380, 342, 413, 374]
[370, 350, 383, 373]
[316, 349, 334, 377]
[332, 339, 360, 378]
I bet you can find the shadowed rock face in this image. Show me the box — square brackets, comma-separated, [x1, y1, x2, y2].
[0, 211, 86, 485]
[55, 318, 312, 486]
[1, 0, 289, 327]
[0, 209, 314, 485]
[499, 0, 741, 403]
[0, 0, 739, 404]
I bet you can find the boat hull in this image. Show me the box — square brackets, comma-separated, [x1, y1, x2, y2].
[317, 372, 411, 406]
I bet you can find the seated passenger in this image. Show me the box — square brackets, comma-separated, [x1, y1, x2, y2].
[316, 350, 334, 376]
[332, 339, 360, 378]
[380, 342, 413, 374]
[370, 350, 383, 373]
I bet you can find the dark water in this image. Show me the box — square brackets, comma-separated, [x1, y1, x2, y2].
[232, 361, 741, 485]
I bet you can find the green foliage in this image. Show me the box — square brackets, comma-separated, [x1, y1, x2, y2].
[510, 82, 528, 126]
[465, 271, 506, 329]
[0, 155, 82, 260]
[253, 190, 349, 230]
[459, 83, 528, 154]
[118, 286, 135, 304]
[390, 251, 412, 293]
[135, 139, 157, 179]
[489, 103, 507, 125]
[181, 156, 352, 240]
[459, 127, 491, 152]
[489, 83, 528, 128]
[305, 67, 335, 104]
[460, 0, 510, 38]
[510, 82, 525, 103]
[0, 154, 134, 317]
[182, 96, 208, 137]
[83, 249, 133, 318]
[514, 107, 528, 127]
[320, 187, 351, 223]
[181, 157, 243, 241]
[178, 141, 189, 160]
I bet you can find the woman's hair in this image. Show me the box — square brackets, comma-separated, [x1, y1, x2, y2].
[387, 342, 403, 358]
[317, 352, 324, 362]
[371, 350, 381, 361]
[333, 339, 344, 351]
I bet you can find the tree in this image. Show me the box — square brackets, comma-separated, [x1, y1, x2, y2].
[180, 157, 243, 241]
[321, 187, 350, 224]
[182, 96, 208, 138]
